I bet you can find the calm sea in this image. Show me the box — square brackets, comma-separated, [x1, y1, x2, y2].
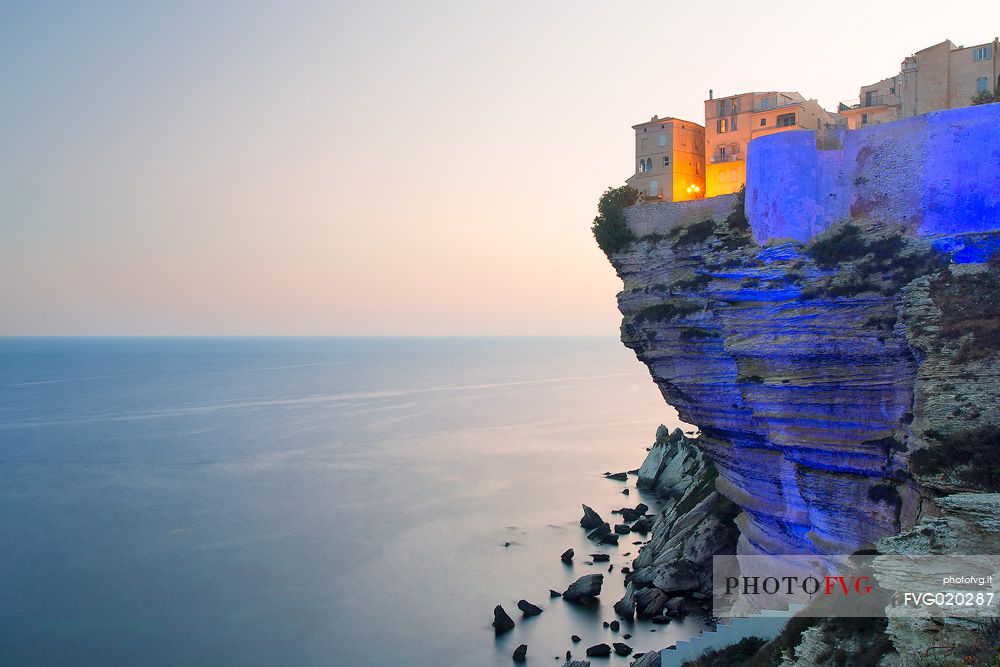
[0, 337, 699, 666]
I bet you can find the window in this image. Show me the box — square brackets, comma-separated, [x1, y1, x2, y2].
[649, 181, 658, 197]
[641, 138, 648, 150]
[978, 77, 989, 93]
[658, 133, 667, 147]
[646, 158, 652, 171]
[759, 97, 770, 110]
[717, 118, 728, 133]
[973, 46, 992, 62]
[637, 160, 645, 173]
[862, 113, 868, 125]
[663, 156, 670, 167]
[889, 86, 896, 95]
[760, 118, 766, 127]
[776, 113, 796, 128]
[730, 116, 737, 131]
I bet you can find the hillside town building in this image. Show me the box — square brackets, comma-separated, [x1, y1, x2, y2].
[840, 38, 999, 129]
[631, 36, 1000, 202]
[625, 116, 706, 203]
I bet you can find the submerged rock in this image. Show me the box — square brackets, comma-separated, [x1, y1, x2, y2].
[609, 620, 620, 632]
[492, 605, 515, 633]
[562, 573, 603, 601]
[549, 589, 562, 598]
[590, 553, 610, 562]
[512, 643, 527, 662]
[560, 548, 574, 563]
[517, 599, 542, 616]
[604, 471, 628, 481]
[613, 523, 630, 535]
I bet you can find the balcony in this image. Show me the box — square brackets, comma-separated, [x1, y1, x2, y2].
[710, 154, 741, 164]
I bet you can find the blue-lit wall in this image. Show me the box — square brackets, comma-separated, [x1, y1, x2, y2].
[746, 103, 1000, 244]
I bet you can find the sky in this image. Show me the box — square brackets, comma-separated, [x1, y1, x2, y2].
[2, 1, 999, 335]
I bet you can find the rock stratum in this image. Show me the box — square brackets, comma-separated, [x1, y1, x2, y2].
[604, 103, 1000, 663]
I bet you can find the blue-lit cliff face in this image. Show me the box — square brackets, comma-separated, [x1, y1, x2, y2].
[610, 105, 1000, 558]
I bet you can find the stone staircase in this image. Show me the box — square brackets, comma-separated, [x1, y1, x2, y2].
[658, 604, 804, 666]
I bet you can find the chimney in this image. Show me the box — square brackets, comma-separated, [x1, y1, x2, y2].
[709, 89, 714, 100]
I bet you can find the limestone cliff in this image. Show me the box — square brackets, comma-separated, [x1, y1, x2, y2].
[603, 103, 1000, 663]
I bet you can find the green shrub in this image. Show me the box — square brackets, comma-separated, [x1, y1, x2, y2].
[911, 425, 1000, 490]
[633, 301, 700, 324]
[726, 186, 751, 233]
[971, 89, 1000, 105]
[681, 636, 768, 667]
[930, 260, 1000, 362]
[592, 185, 639, 257]
[674, 219, 717, 247]
[808, 223, 867, 268]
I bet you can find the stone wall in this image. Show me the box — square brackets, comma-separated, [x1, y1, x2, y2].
[624, 193, 737, 237]
[746, 103, 1000, 243]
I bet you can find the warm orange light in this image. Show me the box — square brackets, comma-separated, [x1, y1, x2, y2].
[686, 184, 701, 193]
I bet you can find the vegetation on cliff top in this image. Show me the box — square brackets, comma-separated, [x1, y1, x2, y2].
[912, 425, 1000, 491]
[929, 253, 1000, 363]
[592, 185, 639, 257]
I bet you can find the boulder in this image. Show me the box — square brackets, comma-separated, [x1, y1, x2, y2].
[580, 504, 604, 530]
[550, 589, 562, 598]
[613, 642, 633, 656]
[585, 643, 611, 657]
[609, 620, 620, 632]
[595, 533, 619, 545]
[635, 587, 667, 618]
[562, 661, 590, 667]
[560, 548, 574, 563]
[586, 522, 611, 540]
[517, 599, 542, 616]
[512, 643, 527, 663]
[571, 634, 581, 642]
[630, 517, 653, 534]
[613, 582, 636, 618]
[562, 573, 603, 601]
[614, 523, 631, 535]
[493, 604, 515, 633]
[590, 553, 610, 562]
[604, 471, 628, 481]
[651, 560, 700, 595]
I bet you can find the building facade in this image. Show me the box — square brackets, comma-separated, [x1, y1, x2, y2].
[625, 116, 706, 202]
[703, 91, 835, 197]
[841, 38, 1000, 129]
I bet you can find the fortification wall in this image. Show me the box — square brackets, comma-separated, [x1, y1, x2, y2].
[746, 103, 1000, 243]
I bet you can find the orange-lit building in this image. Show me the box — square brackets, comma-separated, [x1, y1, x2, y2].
[625, 116, 705, 203]
[704, 91, 836, 196]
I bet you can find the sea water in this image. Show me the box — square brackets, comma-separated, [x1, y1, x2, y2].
[0, 337, 701, 666]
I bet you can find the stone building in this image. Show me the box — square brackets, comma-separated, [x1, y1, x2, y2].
[703, 91, 836, 197]
[840, 37, 1000, 130]
[625, 116, 706, 203]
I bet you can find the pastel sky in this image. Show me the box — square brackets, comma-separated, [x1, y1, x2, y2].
[3, 1, 998, 335]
